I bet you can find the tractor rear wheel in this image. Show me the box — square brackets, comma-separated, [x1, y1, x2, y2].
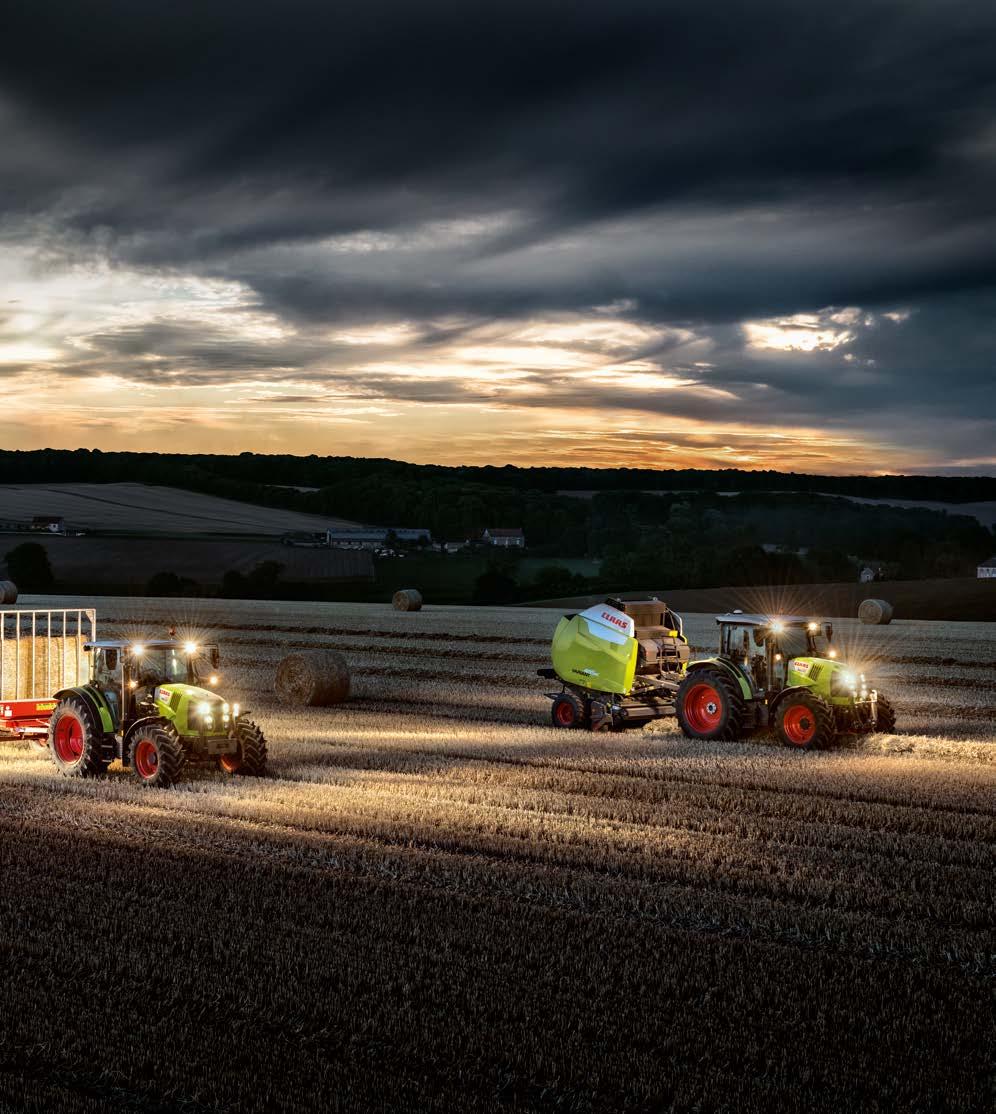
[551, 692, 584, 729]
[676, 670, 747, 741]
[776, 692, 835, 750]
[875, 693, 897, 733]
[218, 720, 268, 776]
[130, 723, 186, 788]
[49, 697, 108, 778]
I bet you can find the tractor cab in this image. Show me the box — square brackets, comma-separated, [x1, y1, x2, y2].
[716, 614, 836, 695]
[86, 639, 221, 731]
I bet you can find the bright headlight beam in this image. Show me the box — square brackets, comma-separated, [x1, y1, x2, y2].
[184, 641, 198, 655]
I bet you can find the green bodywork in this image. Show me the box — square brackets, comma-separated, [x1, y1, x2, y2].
[150, 682, 236, 739]
[551, 613, 638, 695]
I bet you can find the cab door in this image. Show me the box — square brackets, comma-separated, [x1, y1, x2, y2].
[91, 648, 123, 729]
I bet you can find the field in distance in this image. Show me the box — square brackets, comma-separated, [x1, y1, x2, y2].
[0, 482, 357, 535]
[1, 597, 992, 1112]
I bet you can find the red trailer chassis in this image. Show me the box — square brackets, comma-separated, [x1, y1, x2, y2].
[0, 608, 96, 739]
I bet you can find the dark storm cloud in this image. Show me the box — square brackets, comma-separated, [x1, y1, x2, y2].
[2, 0, 995, 465]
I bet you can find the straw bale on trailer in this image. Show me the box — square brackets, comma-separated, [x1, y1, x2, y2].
[0, 635, 88, 701]
[858, 598, 894, 625]
[392, 588, 423, 612]
[0, 581, 17, 604]
[275, 649, 351, 706]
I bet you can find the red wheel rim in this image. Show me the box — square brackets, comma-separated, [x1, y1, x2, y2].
[133, 738, 159, 779]
[554, 700, 576, 727]
[53, 714, 84, 763]
[683, 683, 723, 732]
[782, 704, 816, 745]
[219, 750, 241, 773]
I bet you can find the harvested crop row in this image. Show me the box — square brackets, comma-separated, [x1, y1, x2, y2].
[2, 598, 992, 1114]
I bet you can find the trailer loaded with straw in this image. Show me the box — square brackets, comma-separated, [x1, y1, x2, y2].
[1, 607, 94, 748]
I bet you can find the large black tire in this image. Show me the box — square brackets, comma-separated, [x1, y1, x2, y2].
[218, 720, 268, 776]
[129, 722, 186, 788]
[875, 693, 897, 734]
[676, 669, 748, 741]
[776, 691, 835, 750]
[551, 693, 585, 729]
[48, 696, 108, 778]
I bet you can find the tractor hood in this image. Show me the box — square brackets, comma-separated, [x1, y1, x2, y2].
[155, 682, 221, 709]
[787, 656, 867, 694]
[154, 683, 236, 734]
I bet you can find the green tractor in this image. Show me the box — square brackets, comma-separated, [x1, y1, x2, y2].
[47, 638, 267, 787]
[676, 613, 896, 749]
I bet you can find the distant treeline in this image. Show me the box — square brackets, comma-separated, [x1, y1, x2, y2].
[0, 451, 993, 583]
[2, 448, 995, 501]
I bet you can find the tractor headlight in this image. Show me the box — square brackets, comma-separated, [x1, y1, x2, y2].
[184, 642, 198, 655]
[232, 703, 240, 717]
[198, 702, 210, 715]
[840, 672, 857, 689]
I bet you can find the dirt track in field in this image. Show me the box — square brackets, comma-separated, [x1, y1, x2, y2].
[1, 597, 993, 1112]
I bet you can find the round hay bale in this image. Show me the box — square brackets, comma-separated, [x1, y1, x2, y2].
[858, 598, 893, 625]
[275, 649, 350, 706]
[0, 580, 18, 604]
[393, 588, 423, 612]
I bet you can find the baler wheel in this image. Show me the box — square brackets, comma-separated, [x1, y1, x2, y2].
[129, 723, 185, 789]
[49, 697, 108, 778]
[776, 692, 834, 750]
[218, 720, 268, 776]
[551, 693, 584, 729]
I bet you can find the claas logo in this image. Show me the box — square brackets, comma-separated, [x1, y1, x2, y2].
[601, 611, 628, 629]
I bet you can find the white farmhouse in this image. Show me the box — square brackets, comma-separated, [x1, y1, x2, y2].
[977, 557, 996, 579]
[483, 528, 525, 548]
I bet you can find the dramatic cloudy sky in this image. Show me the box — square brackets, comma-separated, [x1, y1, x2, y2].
[2, 1, 995, 472]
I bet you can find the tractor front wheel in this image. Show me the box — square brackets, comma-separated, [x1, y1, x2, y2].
[776, 692, 835, 750]
[551, 693, 584, 729]
[676, 670, 747, 741]
[218, 720, 268, 776]
[875, 693, 897, 734]
[49, 697, 108, 778]
[129, 723, 186, 789]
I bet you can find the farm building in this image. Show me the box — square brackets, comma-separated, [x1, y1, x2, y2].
[31, 515, 66, 534]
[483, 527, 525, 548]
[977, 556, 996, 578]
[326, 526, 431, 550]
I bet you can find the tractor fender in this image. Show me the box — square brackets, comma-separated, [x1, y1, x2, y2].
[122, 716, 170, 764]
[52, 686, 115, 735]
[768, 686, 817, 719]
[685, 658, 755, 701]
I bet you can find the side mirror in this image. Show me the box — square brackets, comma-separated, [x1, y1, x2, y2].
[211, 648, 220, 668]
[106, 649, 117, 670]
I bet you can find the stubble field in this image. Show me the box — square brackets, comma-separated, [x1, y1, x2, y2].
[0, 597, 993, 1112]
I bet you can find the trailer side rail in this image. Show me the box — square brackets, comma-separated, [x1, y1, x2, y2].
[0, 609, 97, 736]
